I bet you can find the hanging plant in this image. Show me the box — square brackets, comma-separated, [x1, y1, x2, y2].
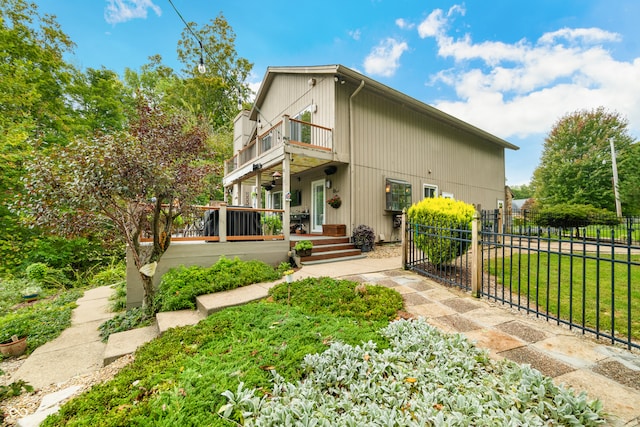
[327, 194, 342, 208]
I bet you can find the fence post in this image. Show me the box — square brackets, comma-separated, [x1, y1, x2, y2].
[401, 209, 407, 270]
[219, 204, 227, 243]
[471, 211, 481, 297]
[497, 207, 503, 244]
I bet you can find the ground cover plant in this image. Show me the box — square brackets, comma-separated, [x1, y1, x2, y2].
[0, 289, 81, 355]
[487, 253, 640, 341]
[154, 257, 286, 312]
[220, 319, 604, 426]
[43, 277, 605, 426]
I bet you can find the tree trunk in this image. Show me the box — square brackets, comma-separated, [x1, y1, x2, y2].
[140, 273, 155, 315]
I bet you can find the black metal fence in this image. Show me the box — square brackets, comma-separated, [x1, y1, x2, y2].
[405, 210, 640, 350]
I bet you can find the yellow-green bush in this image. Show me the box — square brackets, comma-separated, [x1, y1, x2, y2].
[407, 197, 475, 265]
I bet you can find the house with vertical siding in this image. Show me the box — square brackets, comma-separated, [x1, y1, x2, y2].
[223, 64, 518, 246]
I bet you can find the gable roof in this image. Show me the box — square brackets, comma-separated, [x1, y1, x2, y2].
[251, 64, 519, 151]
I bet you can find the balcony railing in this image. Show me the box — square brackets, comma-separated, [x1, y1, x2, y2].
[140, 205, 285, 243]
[225, 119, 333, 174]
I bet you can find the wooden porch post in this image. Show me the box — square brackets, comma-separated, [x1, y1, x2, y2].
[219, 203, 227, 242]
[282, 115, 291, 241]
[255, 174, 262, 208]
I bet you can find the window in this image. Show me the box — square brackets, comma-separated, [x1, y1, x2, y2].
[272, 191, 283, 210]
[423, 184, 438, 199]
[291, 107, 313, 143]
[385, 178, 412, 212]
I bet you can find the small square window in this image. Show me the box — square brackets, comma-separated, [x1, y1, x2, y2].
[423, 184, 438, 199]
[385, 178, 412, 212]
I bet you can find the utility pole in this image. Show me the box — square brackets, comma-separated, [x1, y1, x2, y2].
[609, 138, 623, 217]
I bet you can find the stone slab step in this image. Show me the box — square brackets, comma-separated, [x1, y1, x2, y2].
[196, 283, 273, 316]
[103, 324, 159, 366]
[156, 309, 206, 334]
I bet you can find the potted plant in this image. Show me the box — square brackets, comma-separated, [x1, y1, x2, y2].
[261, 214, 282, 236]
[21, 285, 42, 302]
[352, 224, 375, 252]
[294, 240, 313, 257]
[0, 335, 28, 357]
[327, 194, 342, 209]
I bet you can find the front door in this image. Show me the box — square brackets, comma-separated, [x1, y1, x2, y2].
[311, 179, 325, 233]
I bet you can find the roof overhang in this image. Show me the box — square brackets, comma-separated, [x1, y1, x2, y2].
[250, 64, 519, 151]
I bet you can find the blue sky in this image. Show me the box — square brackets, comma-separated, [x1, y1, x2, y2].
[35, 0, 640, 186]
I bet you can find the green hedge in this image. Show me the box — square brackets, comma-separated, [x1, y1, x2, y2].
[537, 204, 619, 228]
[407, 197, 475, 266]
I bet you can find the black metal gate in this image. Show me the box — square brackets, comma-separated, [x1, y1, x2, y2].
[405, 210, 640, 350]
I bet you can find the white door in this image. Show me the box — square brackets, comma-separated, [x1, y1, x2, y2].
[311, 179, 325, 233]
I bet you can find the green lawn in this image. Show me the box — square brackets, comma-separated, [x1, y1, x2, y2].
[486, 253, 640, 342]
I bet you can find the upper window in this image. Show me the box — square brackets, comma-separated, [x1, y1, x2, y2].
[423, 184, 438, 199]
[291, 106, 313, 143]
[385, 178, 412, 212]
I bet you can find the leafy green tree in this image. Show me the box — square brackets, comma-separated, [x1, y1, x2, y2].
[0, 0, 77, 273]
[509, 184, 535, 200]
[532, 107, 639, 214]
[175, 13, 253, 130]
[123, 54, 180, 108]
[67, 67, 131, 135]
[19, 101, 218, 311]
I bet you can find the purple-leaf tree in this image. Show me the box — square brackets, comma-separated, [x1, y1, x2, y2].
[19, 101, 217, 311]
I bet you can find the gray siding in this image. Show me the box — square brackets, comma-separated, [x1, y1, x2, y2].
[347, 89, 505, 241]
[257, 74, 335, 139]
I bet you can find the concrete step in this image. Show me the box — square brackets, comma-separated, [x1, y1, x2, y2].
[103, 323, 159, 366]
[156, 309, 206, 334]
[196, 282, 276, 316]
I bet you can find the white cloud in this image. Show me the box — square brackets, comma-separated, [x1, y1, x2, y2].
[416, 5, 640, 143]
[395, 18, 414, 30]
[363, 38, 408, 77]
[349, 29, 362, 41]
[104, 0, 161, 25]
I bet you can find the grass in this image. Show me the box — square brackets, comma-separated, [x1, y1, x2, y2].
[486, 253, 640, 341]
[42, 277, 605, 426]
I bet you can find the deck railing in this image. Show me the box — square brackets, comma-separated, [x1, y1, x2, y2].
[140, 204, 285, 243]
[225, 119, 333, 174]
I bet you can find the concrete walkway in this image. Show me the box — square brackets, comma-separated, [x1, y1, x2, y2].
[10, 256, 640, 426]
[12, 286, 115, 389]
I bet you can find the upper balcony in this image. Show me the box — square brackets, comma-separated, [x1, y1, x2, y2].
[225, 117, 333, 176]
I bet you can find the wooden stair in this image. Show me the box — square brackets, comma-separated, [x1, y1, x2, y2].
[290, 236, 365, 264]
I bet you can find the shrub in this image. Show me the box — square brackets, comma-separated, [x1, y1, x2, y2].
[352, 224, 375, 251]
[407, 197, 475, 266]
[88, 261, 126, 288]
[536, 204, 619, 228]
[24, 262, 71, 289]
[154, 257, 282, 312]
